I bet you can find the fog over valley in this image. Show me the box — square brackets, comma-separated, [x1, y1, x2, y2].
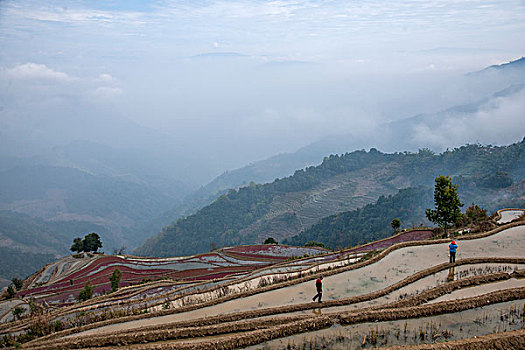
[1, 1, 525, 183]
[0, 0, 524, 264]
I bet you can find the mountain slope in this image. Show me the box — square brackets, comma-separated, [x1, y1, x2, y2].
[283, 186, 433, 249]
[151, 57, 525, 228]
[135, 139, 525, 257]
[0, 165, 177, 257]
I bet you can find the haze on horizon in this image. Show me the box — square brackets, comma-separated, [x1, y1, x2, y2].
[1, 0, 525, 186]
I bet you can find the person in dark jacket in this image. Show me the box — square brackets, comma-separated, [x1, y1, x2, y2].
[449, 240, 458, 263]
[312, 276, 323, 303]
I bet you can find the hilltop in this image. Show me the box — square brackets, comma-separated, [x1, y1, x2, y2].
[135, 139, 525, 257]
[150, 56, 525, 232]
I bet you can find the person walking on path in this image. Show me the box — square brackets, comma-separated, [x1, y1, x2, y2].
[312, 276, 323, 303]
[449, 240, 458, 263]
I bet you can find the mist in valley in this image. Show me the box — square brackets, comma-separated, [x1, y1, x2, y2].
[0, 0, 524, 260]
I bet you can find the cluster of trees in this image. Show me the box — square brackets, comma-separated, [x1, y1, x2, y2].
[136, 139, 524, 258]
[5, 277, 23, 299]
[137, 184, 275, 257]
[70, 233, 103, 253]
[263, 237, 278, 244]
[77, 268, 122, 302]
[284, 187, 433, 250]
[426, 175, 495, 235]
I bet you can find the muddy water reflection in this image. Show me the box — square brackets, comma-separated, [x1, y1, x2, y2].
[247, 301, 525, 349]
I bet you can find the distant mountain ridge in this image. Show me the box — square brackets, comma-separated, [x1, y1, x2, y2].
[468, 56, 525, 76]
[135, 139, 525, 258]
[147, 57, 525, 233]
[0, 162, 179, 280]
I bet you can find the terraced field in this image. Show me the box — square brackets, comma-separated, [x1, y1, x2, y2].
[247, 163, 403, 243]
[0, 209, 523, 349]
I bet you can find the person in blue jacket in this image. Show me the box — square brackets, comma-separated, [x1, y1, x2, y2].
[449, 240, 458, 263]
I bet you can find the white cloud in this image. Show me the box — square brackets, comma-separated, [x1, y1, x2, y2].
[93, 86, 123, 98]
[97, 73, 117, 84]
[6, 63, 73, 82]
[411, 88, 525, 149]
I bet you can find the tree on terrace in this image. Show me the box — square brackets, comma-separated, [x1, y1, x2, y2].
[83, 233, 103, 253]
[426, 175, 463, 236]
[6, 285, 16, 299]
[464, 204, 487, 224]
[109, 268, 122, 293]
[11, 278, 23, 291]
[78, 281, 94, 302]
[390, 218, 401, 234]
[264, 237, 278, 244]
[70, 237, 83, 253]
[11, 306, 25, 320]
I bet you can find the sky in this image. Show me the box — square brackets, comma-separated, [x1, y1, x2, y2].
[1, 0, 525, 178]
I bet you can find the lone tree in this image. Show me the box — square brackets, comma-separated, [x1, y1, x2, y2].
[6, 285, 16, 299]
[71, 237, 84, 253]
[71, 233, 103, 254]
[78, 281, 94, 302]
[264, 237, 278, 244]
[83, 232, 103, 253]
[390, 218, 401, 234]
[11, 278, 23, 291]
[426, 175, 464, 236]
[109, 268, 122, 293]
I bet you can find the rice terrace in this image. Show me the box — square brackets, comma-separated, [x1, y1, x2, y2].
[2, 0, 525, 348]
[0, 208, 524, 349]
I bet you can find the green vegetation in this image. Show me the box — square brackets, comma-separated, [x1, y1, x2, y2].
[263, 237, 278, 244]
[6, 285, 16, 299]
[284, 187, 433, 250]
[458, 204, 488, 226]
[425, 175, 464, 236]
[136, 139, 525, 257]
[304, 241, 325, 248]
[78, 281, 94, 302]
[70, 238, 84, 253]
[83, 233, 103, 253]
[12, 278, 23, 291]
[70, 233, 103, 254]
[0, 210, 110, 280]
[109, 268, 122, 293]
[11, 306, 25, 320]
[390, 218, 401, 234]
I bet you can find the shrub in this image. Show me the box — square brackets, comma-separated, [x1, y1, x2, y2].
[12, 278, 23, 291]
[109, 268, 122, 293]
[12, 306, 25, 320]
[264, 237, 278, 244]
[78, 281, 94, 302]
[6, 285, 16, 299]
[304, 241, 325, 248]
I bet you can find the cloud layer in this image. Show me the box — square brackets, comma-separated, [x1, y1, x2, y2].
[1, 0, 524, 177]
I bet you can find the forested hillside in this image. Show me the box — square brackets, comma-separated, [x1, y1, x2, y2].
[0, 211, 111, 279]
[283, 187, 433, 249]
[135, 139, 525, 257]
[0, 164, 182, 280]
